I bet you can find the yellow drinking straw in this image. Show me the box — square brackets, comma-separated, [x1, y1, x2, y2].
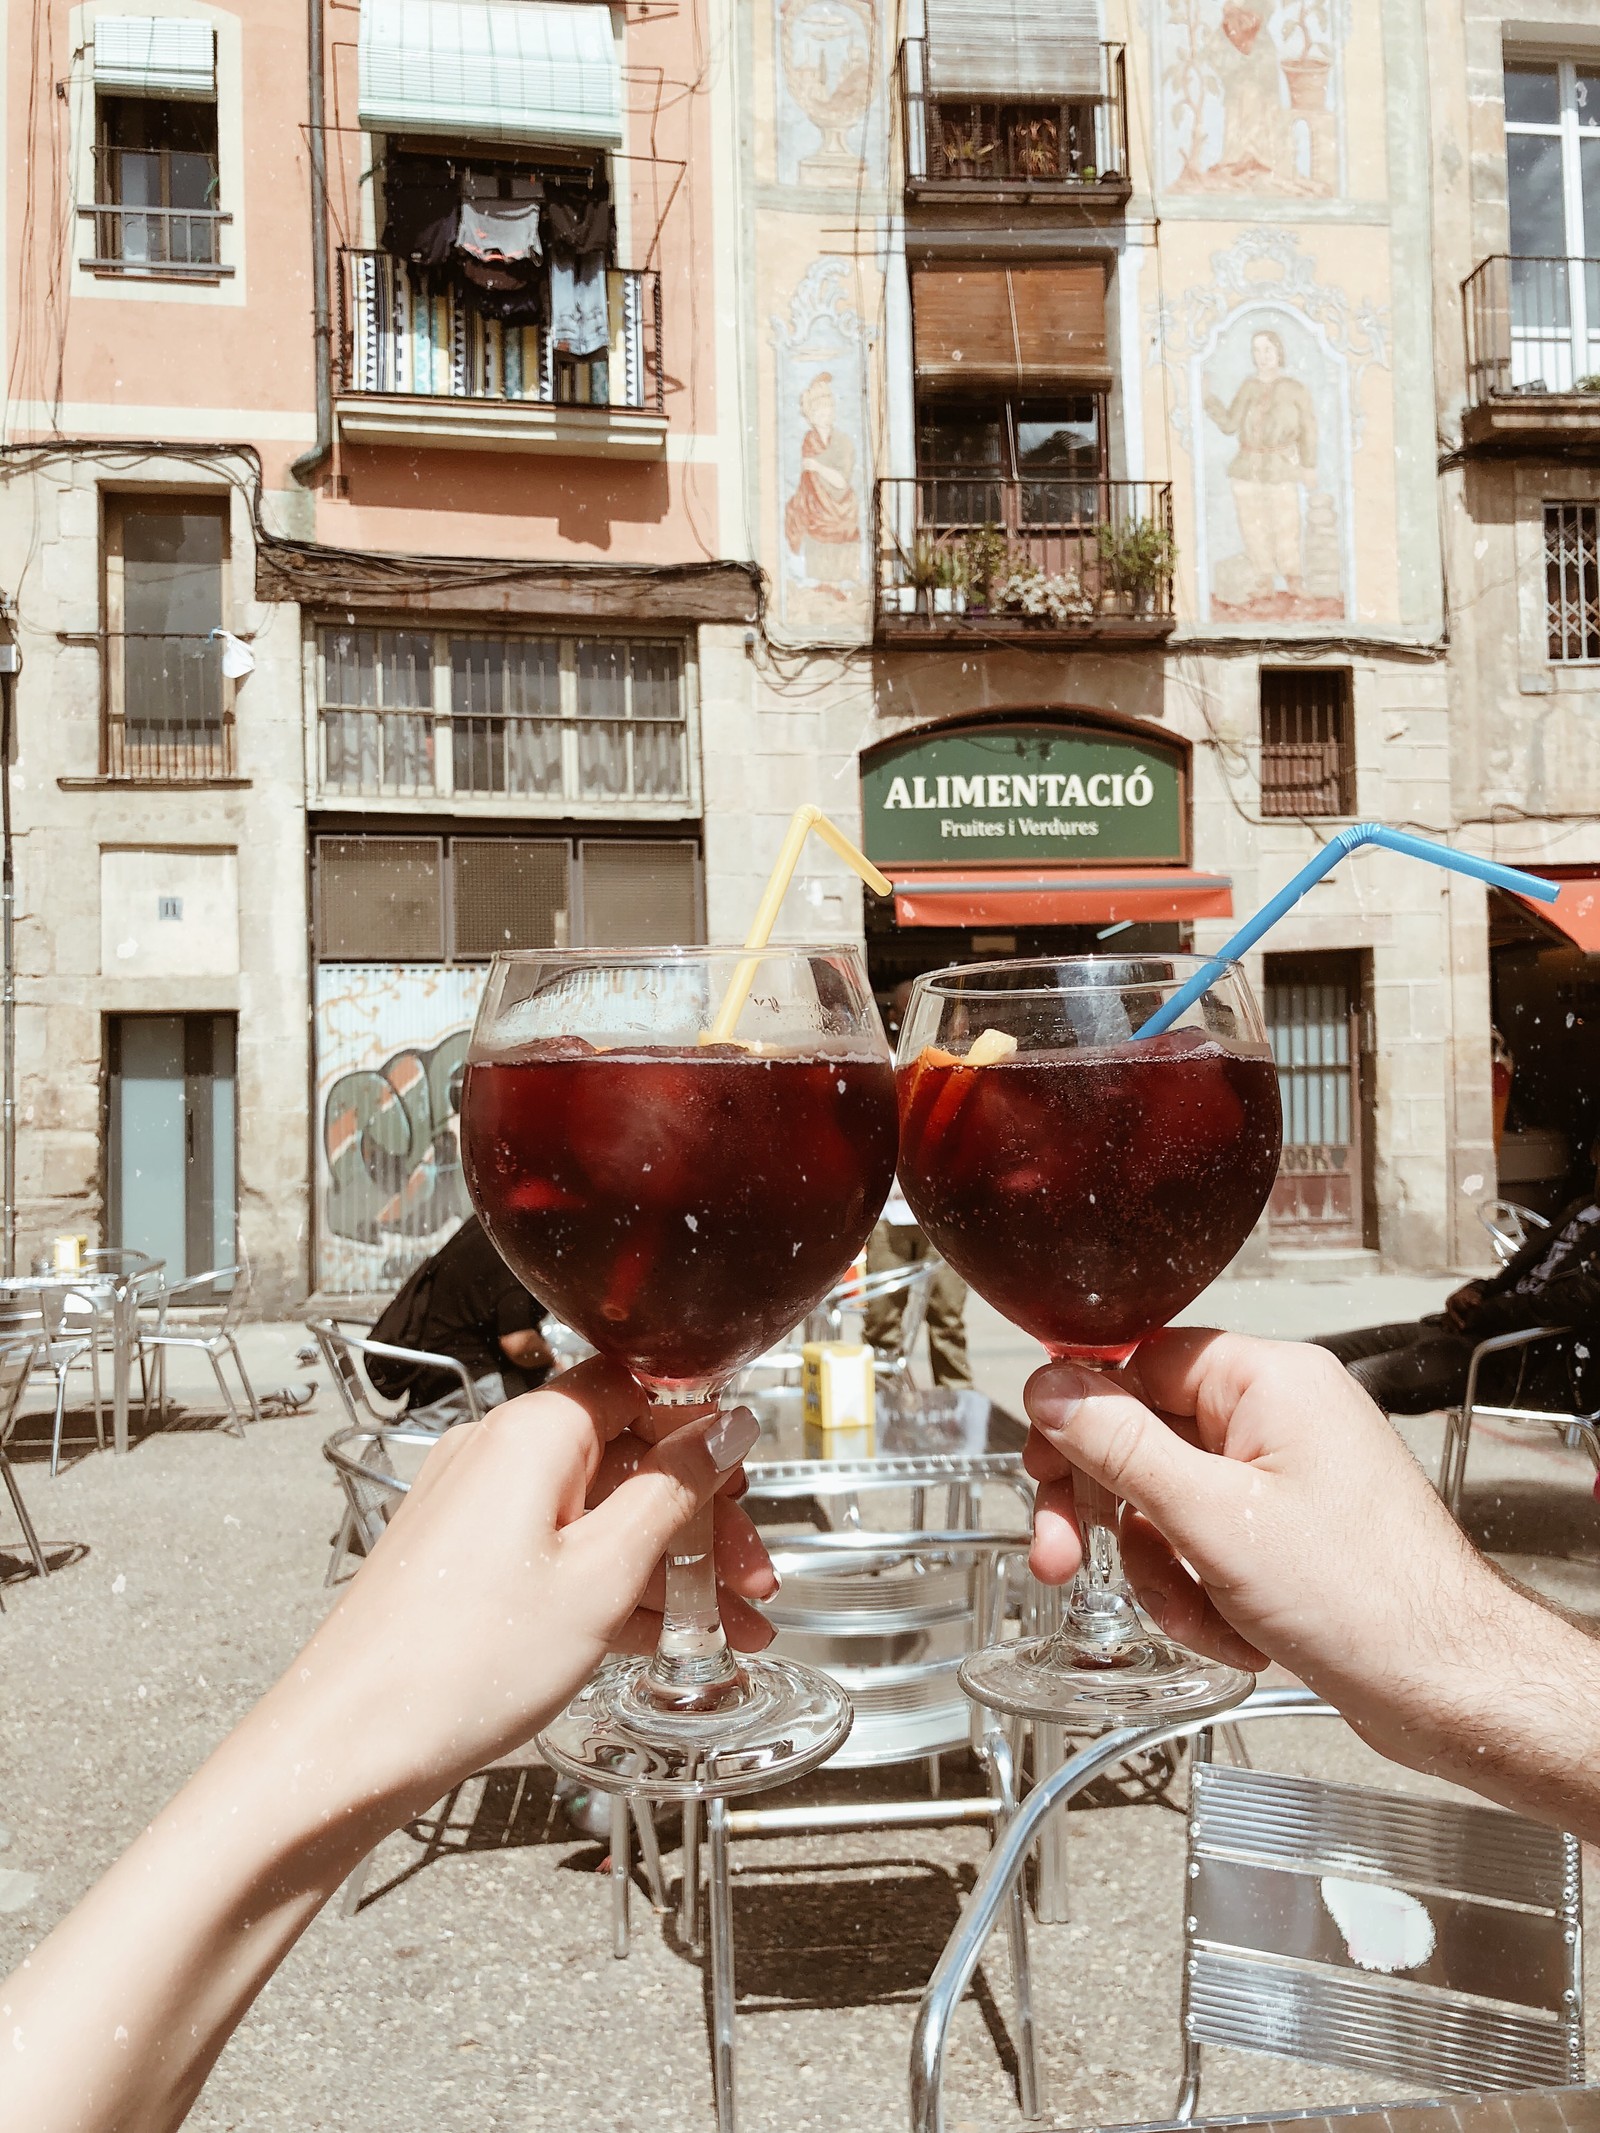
[704, 805, 892, 1044]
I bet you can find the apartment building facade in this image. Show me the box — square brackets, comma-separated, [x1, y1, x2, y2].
[1, 0, 1593, 1302]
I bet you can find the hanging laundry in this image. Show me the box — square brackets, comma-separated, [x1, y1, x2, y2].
[457, 196, 543, 266]
[543, 185, 613, 257]
[549, 252, 609, 357]
[383, 156, 460, 267]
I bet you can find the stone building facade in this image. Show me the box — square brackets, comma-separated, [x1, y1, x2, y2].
[1, 0, 1594, 1302]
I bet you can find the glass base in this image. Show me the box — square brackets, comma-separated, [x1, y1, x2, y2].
[538, 1654, 853, 1800]
[959, 1630, 1254, 1730]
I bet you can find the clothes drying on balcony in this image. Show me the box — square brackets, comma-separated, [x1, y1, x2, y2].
[382, 159, 461, 267]
[549, 254, 609, 356]
[457, 196, 544, 265]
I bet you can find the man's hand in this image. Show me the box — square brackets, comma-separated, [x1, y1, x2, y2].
[500, 1325, 555, 1373]
[1444, 1280, 1486, 1330]
[1023, 1329, 1600, 1831]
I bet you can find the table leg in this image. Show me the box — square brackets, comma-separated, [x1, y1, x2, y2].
[113, 1285, 131, 1456]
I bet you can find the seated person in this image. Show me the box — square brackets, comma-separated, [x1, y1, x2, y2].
[1317, 1135, 1600, 1417]
[367, 1214, 552, 1424]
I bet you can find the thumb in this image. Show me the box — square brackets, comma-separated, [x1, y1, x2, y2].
[1025, 1362, 1245, 1558]
[568, 1406, 761, 1584]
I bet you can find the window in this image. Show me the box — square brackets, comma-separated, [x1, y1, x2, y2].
[1259, 669, 1354, 817]
[316, 628, 691, 804]
[916, 396, 1105, 527]
[1503, 57, 1600, 387]
[93, 93, 221, 271]
[104, 495, 230, 778]
[313, 835, 701, 961]
[1545, 502, 1600, 661]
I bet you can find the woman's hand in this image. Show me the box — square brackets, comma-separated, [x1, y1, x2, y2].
[297, 1357, 772, 1823]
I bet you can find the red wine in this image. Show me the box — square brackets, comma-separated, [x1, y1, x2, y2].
[897, 1030, 1282, 1356]
[462, 1043, 898, 1388]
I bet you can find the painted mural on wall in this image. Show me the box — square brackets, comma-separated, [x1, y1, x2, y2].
[771, 256, 875, 638]
[774, 0, 883, 188]
[314, 966, 485, 1294]
[1153, 229, 1388, 624]
[1158, 0, 1348, 197]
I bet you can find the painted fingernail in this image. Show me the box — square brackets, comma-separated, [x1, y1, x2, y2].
[704, 1406, 760, 1472]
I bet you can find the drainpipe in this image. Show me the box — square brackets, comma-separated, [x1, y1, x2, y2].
[291, 0, 333, 486]
[0, 638, 19, 1278]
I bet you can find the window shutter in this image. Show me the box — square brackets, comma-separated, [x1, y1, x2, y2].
[911, 265, 1109, 388]
[924, 0, 1103, 99]
[93, 16, 216, 98]
[358, 0, 623, 147]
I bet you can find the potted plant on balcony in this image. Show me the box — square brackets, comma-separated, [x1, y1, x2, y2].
[937, 111, 996, 180]
[961, 522, 1011, 612]
[1010, 113, 1061, 179]
[1096, 518, 1176, 616]
[996, 556, 1094, 625]
[931, 548, 968, 616]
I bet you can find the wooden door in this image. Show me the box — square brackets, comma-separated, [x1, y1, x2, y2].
[1265, 953, 1366, 1247]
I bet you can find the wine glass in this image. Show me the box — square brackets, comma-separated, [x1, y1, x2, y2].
[895, 954, 1283, 1728]
[459, 945, 898, 1795]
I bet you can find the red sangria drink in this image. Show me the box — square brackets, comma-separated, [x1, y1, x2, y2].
[460, 946, 896, 1798]
[462, 1045, 896, 1391]
[895, 956, 1282, 1730]
[898, 1029, 1281, 1361]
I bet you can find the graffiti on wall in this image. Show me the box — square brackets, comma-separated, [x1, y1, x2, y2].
[1151, 229, 1389, 624]
[770, 256, 876, 639]
[1158, 0, 1349, 198]
[774, 0, 882, 187]
[314, 966, 485, 1293]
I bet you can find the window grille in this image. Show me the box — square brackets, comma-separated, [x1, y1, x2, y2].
[1545, 502, 1600, 661]
[316, 628, 689, 804]
[315, 837, 445, 961]
[579, 839, 701, 946]
[104, 495, 233, 779]
[452, 839, 571, 957]
[1259, 669, 1354, 818]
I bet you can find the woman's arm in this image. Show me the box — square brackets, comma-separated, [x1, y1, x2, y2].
[1, 1363, 768, 2133]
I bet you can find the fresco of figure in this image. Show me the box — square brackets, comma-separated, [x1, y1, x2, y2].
[784, 371, 861, 590]
[1204, 2, 1286, 185]
[1204, 328, 1317, 600]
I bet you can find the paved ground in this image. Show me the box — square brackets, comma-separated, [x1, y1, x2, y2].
[3, 1278, 1598, 2133]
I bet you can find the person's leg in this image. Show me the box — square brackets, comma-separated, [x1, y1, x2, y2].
[1317, 1322, 1439, 1368]
[862, 1222, 911, 1354]
[1331, 1331, 1475, 1416]
[925, 1261, 973, 1388]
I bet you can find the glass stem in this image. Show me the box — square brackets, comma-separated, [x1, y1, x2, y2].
[1053, 1469, 1151, 1669]
[643, 1396, 743, 1711]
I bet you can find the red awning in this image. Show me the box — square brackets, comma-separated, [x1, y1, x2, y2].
[1511, 870, 1600, 954]
[889, 868, 1234, 928]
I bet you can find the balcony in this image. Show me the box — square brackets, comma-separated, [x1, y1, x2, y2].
[873, 478, 1175, 643]
[335, 250, 666, 459]
[900, 40, 1129, 206]
[1462, 255, 1600, 456]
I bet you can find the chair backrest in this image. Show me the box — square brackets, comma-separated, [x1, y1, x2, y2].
[1182, 1759, 1583, 2094]
[308, 1318, 387, 1429]
[160, 1264, 246, 1331]
[819, 1260, 937, 1363]
[322, 1426, 408, 1556]
[0, 1332, 39, 1439]
[1478, 1196, 1553, 1266]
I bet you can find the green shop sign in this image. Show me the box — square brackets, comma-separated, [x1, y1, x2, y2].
[861, 721, 1187, 867]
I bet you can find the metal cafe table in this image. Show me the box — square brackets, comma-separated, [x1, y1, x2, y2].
[0, 1258, 163, 1458]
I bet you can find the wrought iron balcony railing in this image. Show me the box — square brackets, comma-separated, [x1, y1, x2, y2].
[874, 477, 1174, 637]
[337, 250, 663, 413]
[78, 146, 229, 275]
[1464, 253, 1600, 405]
[900, 40, 1129, 194]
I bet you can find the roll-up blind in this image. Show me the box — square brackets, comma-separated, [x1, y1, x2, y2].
[93, 17, 217, 97]
[912, 265, 1109, 387]
[925, 0, 1103, 99]
[359, 0, 623, 146]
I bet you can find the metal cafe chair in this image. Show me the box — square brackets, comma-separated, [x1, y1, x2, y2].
[3, 1281, 109, 1477]
[1437, 1323, 1599, 1516]
[140, 1265, 262, 1439]
[0, 1332, 48, 1588]
[911, 1684, 1583, 2133]
[322, 1418, 668, 1939]
[309, 1316, 486, 1438]
[683, 1467, 1039, 2133]
[1478, 1195, 1552, 1267]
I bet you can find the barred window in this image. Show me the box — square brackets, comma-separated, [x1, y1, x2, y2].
[316, 627, 690, 803]
[1259, 669, 1354, 818]
[1545, 503, 1600, 662]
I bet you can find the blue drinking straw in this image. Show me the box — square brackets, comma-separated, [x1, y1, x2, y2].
[1137, 823, 1560, 1040]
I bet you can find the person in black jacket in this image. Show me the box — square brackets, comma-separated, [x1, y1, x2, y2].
[367, 1215, 552, 1423]
[1318, 1139, 1600, 1415]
